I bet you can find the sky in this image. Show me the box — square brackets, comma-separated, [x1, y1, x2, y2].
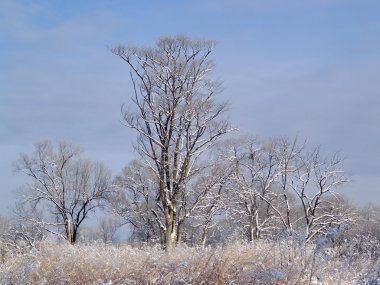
[1, 0, 380, 215]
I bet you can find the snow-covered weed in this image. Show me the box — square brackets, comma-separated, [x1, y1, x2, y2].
[0, 239, 378, 284]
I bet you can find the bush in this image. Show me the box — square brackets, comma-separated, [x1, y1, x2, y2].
[1, 238, 379, 284]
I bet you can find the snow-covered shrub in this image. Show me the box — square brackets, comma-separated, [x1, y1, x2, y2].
[0, 238, 378, 284]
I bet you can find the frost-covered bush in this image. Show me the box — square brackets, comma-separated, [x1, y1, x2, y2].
[0, 238, 379, 284]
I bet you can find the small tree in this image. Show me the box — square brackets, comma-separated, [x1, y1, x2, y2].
[289, 149, 351, 241]
[112, 36, 232, 249]
[274, 137, 351, 241]
[185, 150, 233, 246]
[95, 216, 121, 244]
[0, 216, 44, 255]
[111, 160, 163, 244]
[14, 139, 113, 244]
[228, 137, 287, 241]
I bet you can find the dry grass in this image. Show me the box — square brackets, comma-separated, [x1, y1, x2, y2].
[0, 239, 378, 284]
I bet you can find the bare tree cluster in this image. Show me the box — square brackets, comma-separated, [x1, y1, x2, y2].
[105, 36, 355, 247]
[6, 36, 364, 252]
[225, 136, 354, 243]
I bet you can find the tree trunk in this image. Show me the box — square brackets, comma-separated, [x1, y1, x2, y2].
[65, 218, 73, 244]
[248, 220, 254, 242]
[165, 210, 176, 251]
[201, 227, 208, 247]
[254, 213, 260, 239]
[248, 212, 260, 242]
[176, 220, 184, 244]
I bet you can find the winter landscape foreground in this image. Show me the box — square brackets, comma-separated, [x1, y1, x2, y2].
[1, 235, 379, 285]
[2, 34, 380, 284]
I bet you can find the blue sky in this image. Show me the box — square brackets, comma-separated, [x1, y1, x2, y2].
[1, 0, 380, 214]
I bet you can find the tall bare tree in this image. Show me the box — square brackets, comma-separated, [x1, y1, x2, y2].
[14, 140, 113, 244]
[112, 36, 231, 249]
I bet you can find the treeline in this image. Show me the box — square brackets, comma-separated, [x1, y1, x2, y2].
[1, 137, 380, 251]
[1, 36, 379, 254]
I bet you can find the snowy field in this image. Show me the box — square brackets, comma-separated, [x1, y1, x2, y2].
[1, 238, 379, 285]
